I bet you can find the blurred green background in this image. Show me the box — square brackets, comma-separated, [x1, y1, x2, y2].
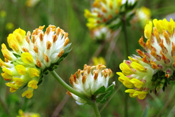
[1, 0, 175, 116]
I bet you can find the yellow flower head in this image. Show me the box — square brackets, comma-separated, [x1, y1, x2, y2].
[68, 64, 114, 105]
[117, 56, 155, 100]
[0, 25, 71, 98]
[84, 0, 137, 30]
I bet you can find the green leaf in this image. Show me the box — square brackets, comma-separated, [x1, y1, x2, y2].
[96, 83, 115, 103]
[93, 86, 105, 95]
[96, 89, 114, 103]
[106, 83, 115, 92]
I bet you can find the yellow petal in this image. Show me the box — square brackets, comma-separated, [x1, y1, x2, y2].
[123, 79, 134, 88]
[15, 65, 26, 75]
[13, 28, 26, 38]
[84, 9, 92, 18]
[144, 21, 152, 39]
[119, 62, 133, 75]
[22, 89, 33, 98]
[130, 78, 144, 89]
[28, 80, 38, 89]
[21, 52, 34, 64]
[29, 68, 40, 78]
[133, 91, 147, 100]
[13, 77, 24, 86]
[130, 62, 146, 72]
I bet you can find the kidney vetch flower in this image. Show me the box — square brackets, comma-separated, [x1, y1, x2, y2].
[67, 64, 115, 105]
[0, 25, 71, 98]
[138, 19, 175, 78]
[118, 19, 175, 100]
[84, 0, 137, 30]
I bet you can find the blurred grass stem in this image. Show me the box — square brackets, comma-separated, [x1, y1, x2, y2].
[50, 70, 91, 104]
[0, 96, 9, 114]
[100, 85, 122, 112]
[122, 14, 129, 117]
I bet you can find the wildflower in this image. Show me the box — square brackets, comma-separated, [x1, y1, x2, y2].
[117, 56, 155, 99]
[0, 25, 71, 98]
[138, 19, 175, 78]
[119, 19, 175, 99]
[93, 57, 106, 65]
[84, 0, 137, 30]
[67, 64, 115, 105]
[25, 0, 40, 7]
[17, 109, 40, 117]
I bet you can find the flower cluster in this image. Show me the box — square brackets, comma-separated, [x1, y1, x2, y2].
[84, 0, 137, 30]
[0, 25, 71, 98]
[118, 18, 175, 99]
[67, 64, 114, 105]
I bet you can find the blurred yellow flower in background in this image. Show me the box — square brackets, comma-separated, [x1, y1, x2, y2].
[137, 7, 151, 27]
[84, 0, 137, 30]
[25, 0, 40, 7]
[131, 6, 151, 28]
[93, 57, 106, 65]
[6, 22, 14, 31]
[17, 109, 40, 117]
[0, 10, 6, 18]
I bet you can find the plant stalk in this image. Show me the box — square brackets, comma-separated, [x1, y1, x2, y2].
[91, 101, 101, 117]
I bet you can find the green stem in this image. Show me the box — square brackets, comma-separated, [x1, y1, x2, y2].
[91, 101, 101, 117]
[50, 70, 91, 104]
[122, 15, 129, 117]
[122, 15, 129, 58]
